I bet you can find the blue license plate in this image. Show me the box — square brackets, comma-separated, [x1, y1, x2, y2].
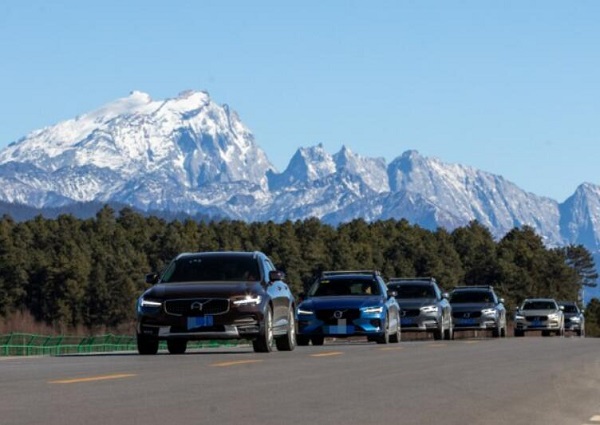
[323, 325, 355, 334]
[401, 318, 413, 325]
[187, 316, 214, 330]
[461, 318, 476, 325]
[532, 320, 541, 327]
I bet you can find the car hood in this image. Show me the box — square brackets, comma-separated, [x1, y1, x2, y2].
[563, 313, 581, 319]
[142, 281, 263, 299]
[300, 296, 384, 310]
[519, 309, 560, 316]
[395, 298, 438, 309]
[451, 302, 495, 312]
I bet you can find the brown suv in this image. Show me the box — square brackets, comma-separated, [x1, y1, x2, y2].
[136, 251, 296, 354]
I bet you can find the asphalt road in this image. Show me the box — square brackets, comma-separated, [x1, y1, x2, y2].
[1, 336, 600, 425]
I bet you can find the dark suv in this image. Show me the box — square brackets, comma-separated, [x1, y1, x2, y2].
[558, 301, 585, 337]
[136, 251, 296, 354]
[387, 277, 453, 340]
[449, 286, 507, 338]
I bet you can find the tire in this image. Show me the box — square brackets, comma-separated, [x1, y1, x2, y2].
[500, 326, 507, 338]
[444, 325, 453, 341]
[557, 327, 564, 337]
[167, 339, 187, 354]
[376, 313, 390, 344]
[296, 335, 310, 346]
[137, 334, 159, 355]
[275, 308, 297, 351]
[542, 330, 550, 337]
[433, 325, 443, 341]
[253, 306, 274, 353]
[311, 336, 325, 346]
[514, 329, 524, 337]
[492, 327, 501, 338]
[389, 313, 401, 343]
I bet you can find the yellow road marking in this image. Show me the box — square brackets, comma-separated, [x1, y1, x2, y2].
[428, 343, 447, 348]
[310, 351, 343, 357]
[463, 341, 479, 344]
[49, 373, 136, 384]
[379, 347, 404, 351]
[211, 360, 263, 367]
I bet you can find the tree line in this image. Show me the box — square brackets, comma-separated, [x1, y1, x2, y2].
[0, 205, 597, 334]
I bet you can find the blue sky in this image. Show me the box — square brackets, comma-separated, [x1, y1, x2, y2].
[0, 1, 598, 201]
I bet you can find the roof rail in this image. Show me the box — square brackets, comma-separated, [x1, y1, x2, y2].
[388, 277, 436, 283]
[452, 285, 494, 290]
[321, 270, 381, 277]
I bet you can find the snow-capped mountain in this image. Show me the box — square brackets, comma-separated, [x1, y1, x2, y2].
[1, 90, 600, 281]
[0, 90, 273, 209]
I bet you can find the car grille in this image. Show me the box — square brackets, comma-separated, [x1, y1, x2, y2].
[525, 315, 548, 322]
[402, 309, 421, 318]
[164, 298, 230, 316]
[316, 309, 361, 324]
[452, 311, 482, 319]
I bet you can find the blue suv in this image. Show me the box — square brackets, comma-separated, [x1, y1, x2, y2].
[296, 270, 401, 345]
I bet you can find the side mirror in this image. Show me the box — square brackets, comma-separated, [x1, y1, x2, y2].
[559, 305, 565, 311]
[387, 289, 398, 299]
[582, 309, 585, 314]
[499, 298, 505, 304]
[269, 270, 285, 282]
[145, 273, 159, 285]
[442, 292, 449, 300]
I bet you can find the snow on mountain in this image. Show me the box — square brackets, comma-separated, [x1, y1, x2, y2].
[0, 90, 274, 205]
[1, 90, 600, 271]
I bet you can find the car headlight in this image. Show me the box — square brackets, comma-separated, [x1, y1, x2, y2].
[139, 298, 162, 308]
[547, 313, 559, 320]
[481, 308, 497, 316]
[297, 308, 315, 315]
[361, 306, 384, 314]
[569, 316, 581, 323]
[515, 314, 525, 321]
[420, 305, 439, 314]
[232, 295, 262, 306]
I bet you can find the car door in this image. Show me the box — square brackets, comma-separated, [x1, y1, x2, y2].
[262, 256, 291, 329]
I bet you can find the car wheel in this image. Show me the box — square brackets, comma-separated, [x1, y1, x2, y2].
[275, 308, 297, 351]
[557, 327, 564, 337]
[137, 334, 159, 355]
[542, 330, 550, 337]
[253, 306, 274, 353]
[433, 325, 443, 341]
[311, 336, 325, 346]
[500, 325, 507, 338]
[296, 335, 310, 346]
[444, 325, 453, 341]
[514, 329, 524, 337]
[389, 313, 401, 343]
[492, 327, 501, 338]
[376, 313, 390, 344]
[167, 339, 187, 354]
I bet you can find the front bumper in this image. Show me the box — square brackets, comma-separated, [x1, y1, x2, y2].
[136, 301, 264, 341]
[297, 310, 386, 337]
[514, 317, 562, 331]
[399, 309, 441, 332]
[452, 312, 499, 331]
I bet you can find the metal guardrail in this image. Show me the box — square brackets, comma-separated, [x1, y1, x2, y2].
[0, 333, 239, 356]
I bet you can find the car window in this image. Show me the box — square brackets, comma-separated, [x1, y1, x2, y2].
[161, 256, 260, 282]
[310, 279, 381, 296]
[560, 304, 579, 313]
[450, 291, 493, 303]
[391, 284, 435, 299]
[522, 301, 557, 310]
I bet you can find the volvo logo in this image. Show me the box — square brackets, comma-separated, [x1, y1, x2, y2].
[333, 310, 344, 319]
[463, 313, 471, 319]
[190, 301, 204, 311]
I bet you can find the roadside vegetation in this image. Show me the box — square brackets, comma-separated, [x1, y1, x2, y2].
[0, 205, 598, 336]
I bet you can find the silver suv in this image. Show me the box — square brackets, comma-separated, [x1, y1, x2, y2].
[387, 277, 453, 340]
[449, 286, 507, 338]
[514, 298, 564, 337]
[558, 301, 585, 337]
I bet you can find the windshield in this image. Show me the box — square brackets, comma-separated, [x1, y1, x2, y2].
[391, 284, 435, 299]
[161, 256, 260, 283]
[450, 291, 493, 304]
[309, 279, 381, 296]
[561, 304, 579, 313]
[522, 301, 557, 310]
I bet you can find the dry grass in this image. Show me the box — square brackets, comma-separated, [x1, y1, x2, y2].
[0, 310, 136, 336]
